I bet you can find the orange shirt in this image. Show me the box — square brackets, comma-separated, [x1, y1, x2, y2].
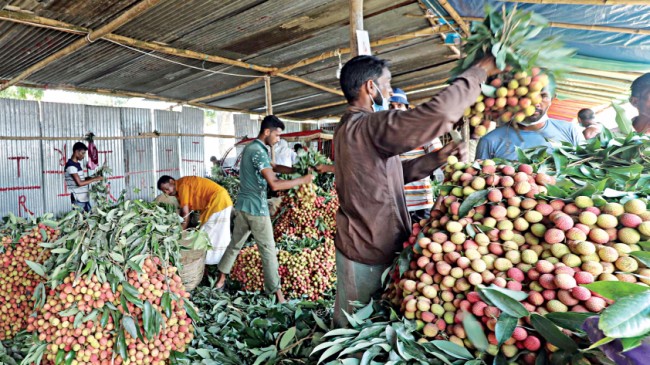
[176, 176, 232, 224]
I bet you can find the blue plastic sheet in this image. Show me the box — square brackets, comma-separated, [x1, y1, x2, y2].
[436, 1, 650, 65]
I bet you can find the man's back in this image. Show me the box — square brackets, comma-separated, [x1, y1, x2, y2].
[476, 118, 583, 160]
[176, 176, 229, 212]
[236, 140, 271, 216]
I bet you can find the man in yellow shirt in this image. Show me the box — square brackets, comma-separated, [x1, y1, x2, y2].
[157, 175, 233, 265]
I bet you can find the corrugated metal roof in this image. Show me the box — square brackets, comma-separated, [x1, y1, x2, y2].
[0, 0, 462, 119]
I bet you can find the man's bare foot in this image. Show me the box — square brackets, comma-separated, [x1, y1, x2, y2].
[215, 272, 227, 290]
[275, 290, 286, 304]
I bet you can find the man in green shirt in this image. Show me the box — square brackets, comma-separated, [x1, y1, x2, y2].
[216, 115, 314, 303]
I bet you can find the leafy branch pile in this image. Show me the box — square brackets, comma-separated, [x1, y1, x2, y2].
[19, 200, 201, 365]
[211, 165, 240, 204]
[230, 237, 336, 301]
[175, 281, 333, 365]
[519, 129, 650, 201]
[0, 215, 59, 340]
[283, 148, 335, 192]
[455, 6, 574, 137]
[381, 157, 650, 363]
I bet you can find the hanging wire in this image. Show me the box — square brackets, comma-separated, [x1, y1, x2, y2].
[103, 38, 263, 78]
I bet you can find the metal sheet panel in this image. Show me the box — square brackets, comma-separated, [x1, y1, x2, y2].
[121, 108, 157, 201]
[179, 107, 205, 177]
[0, 98, 45, 217]
[85, 106, 127, 204]
[153, 110, 181, 179]
[40, 102, 86, 215]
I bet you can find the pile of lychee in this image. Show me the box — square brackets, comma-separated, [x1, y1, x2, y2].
[26, 257, 195, 365]
[0, 223, 59, 340]
[231, 238, 336, 300]
[273, 183, 339, 241]
[464, 67, 550, 138]
[384, 158, 649, 363]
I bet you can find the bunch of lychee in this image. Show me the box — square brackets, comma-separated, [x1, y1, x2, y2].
[384, 158, 649, 363]
[26, 257, 195, 365]
[464, 68, 550, 138]
[273, 184, 339, 241]
[231, 238, 336, 300]
[0, 223, 59, 340]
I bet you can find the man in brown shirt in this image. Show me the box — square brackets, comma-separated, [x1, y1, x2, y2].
[330, 54, 500, 327]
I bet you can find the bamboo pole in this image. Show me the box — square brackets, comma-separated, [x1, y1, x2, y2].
[188, 78, 264, 103]
[265, 76, 273, 115]
[277, 101, 347, 117]
[463, 16, 650, 36]
[190, 26, 444, 104]
[0, 10, 344, 98]
[498, 0, 648, 5]
[277, 78, 451, 116]
[417, 0, 460, 58]
[349, 0, 364, 57]
[276, 72, 343, 96]
[0, 0, 163, 91]
[437, 0, 471, 37]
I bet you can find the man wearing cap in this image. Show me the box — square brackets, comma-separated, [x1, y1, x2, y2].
[476, 81, 584, 160]
[389, 88, 440, 222]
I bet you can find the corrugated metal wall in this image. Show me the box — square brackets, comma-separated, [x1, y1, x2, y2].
[121, 108, 158, 201]
[40, 102, 86, 214]
[154, 110, 181, 179]
[0, 99, 45, 217]
[0, 100, 205, 216]
[86, 106, 126, 204]
[180, 107, 205, 177]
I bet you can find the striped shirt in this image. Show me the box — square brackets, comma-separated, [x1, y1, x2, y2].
[64, 159, 90, 203]
[399, 140, 442, 212]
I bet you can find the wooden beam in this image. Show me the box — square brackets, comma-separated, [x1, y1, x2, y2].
[277, 78, 451, 116]
[0, 0, 163, 91]
[276, 72, 343, 96]
[498, 0, 648, 5]
[277, 101, 347, 117]
[417, 0, 461, 58]
[437, 0, 471, 37]
[190, 25, 445, 103]
[349, 0, 364, 58]
[463, 16, 650, 36]
[0, 10, 345, 99]
[265, 76, 273, 115]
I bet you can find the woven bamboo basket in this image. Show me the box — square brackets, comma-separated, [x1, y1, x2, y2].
[179, 232, 206, 291]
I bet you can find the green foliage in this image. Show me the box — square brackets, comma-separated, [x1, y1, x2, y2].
[284, 149, 335, 192]
[311, 300, 482, 365]
[453, 5, 575, 76]
[521, 131, 650, 201]
[175, 281, 333, 365]
[211, 166, 240, 204]
[0, 86, 44, 101]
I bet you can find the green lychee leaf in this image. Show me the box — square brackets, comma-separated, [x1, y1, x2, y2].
[462, 311, 489, 352]
[599, 291, 650, 338]
[495, 314, 518, 347]
[582, 281, 650, 301]
[479, 287, 529, 318]
[430, 340, 473, 360]
[544, 312, 593, 332]
[458, 190, 489, 219]
[530, 314, 578, 352]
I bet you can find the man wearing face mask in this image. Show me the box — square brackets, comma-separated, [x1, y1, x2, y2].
[476, 77, 584, 161]
[631, 73, 650, 134]
[331, 54, 501, 327]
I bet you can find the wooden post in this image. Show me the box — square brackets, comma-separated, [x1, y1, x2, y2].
[0, 0, 163, 91]
[437, 0, 471, 37]
[265, 76, 276, 163]
[349, 0, 364, 57]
